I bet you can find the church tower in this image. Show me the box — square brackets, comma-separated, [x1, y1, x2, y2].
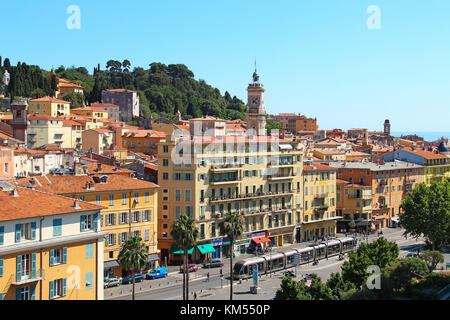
[246, 64, 266, 136]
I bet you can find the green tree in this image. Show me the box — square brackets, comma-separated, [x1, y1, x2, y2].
[219, 211, 244, 300]
[274, 276, 312, 300]
[308, 274, 336, 300]
[62, 92, 84, 108]
[170, 215, 199, 300]
[51, 73, 58, 97]
[266, 120, 283, 135]
[419, 250, 445, 272]
[326, 272, 356, 299]
[122, 59, 131, 72]
[30, 88, 46, 99]
[400, 180, 450, 250]
[118, 236, 148, 300]
[383, 257, 430, 292]
[341, 237, 399, 288]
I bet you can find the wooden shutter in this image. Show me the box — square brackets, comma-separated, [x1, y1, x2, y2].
[31, 253, 36, 278]
[15, 224, 21, 242]
[31, 222, 36, 240]
[50, 249, 54, 266]
[16, 255, 22, 282]
[63, 247, 67, 264]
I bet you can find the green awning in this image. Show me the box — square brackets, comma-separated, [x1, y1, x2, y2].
[223, 242, 230, 246]
[196, 244, 216, 254]
[170, 245, 194, 255]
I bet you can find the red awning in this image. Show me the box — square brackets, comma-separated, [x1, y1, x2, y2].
[260, 237, 271, 243]
[252, 237, 272, 244]
[252, 237, 262, 244]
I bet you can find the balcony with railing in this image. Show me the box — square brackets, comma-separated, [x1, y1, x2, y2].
[209, 172, 239, 185]
[209, 190, 294, 203]
[210, 163, 243, 172]
[313, 204, 329, 213]
[11, 269, 45, 286]
[314, 192, 329, 199]
[348, 192, 372, 200]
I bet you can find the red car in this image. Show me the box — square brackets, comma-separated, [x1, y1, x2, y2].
[180, 264, 198, 273]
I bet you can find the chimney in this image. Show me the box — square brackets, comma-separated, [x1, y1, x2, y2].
[73, 200, 81, 209]
[97, 163, 102, 172]
[10, 188, 19, 197]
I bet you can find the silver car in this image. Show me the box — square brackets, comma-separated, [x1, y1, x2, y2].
[104, 277, 122, 288]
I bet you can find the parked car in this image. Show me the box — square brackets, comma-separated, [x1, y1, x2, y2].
[145, 267, 168, 279]
[180, 264, 198, 273]
[104, 277, 122, 288]
[203, 258, 223, 268]
[122, 272, 144, 284]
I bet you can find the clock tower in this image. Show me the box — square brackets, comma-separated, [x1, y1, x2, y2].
[246, 65, 266, 136]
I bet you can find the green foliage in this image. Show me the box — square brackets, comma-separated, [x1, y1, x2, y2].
[274, 276, 312, 300]
[266, 120, 283, 135]
[383, 257, 430, 291]
[62, 92, 84, 108]
[340, 287, 378, 300]
[30, 88, 46, 99]
[118, 235, 148, 272]
[400, 180, 450, 250]
[326, 272, 356, 299]
[419, 250, 445, 272]
[341, 237, 399, 288]
[308, 274, 337, 300]
[3, 58, 247, 121]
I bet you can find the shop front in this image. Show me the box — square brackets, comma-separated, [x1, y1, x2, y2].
[104, 260, 120, 279]
[193, 243, 216, 263]
[169, 244, 194, 265]
[233, 239, 251, 257]
[211, 237, 230, 259]
[267, 227, 295, 247]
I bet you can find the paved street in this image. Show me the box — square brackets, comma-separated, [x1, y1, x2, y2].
[105, 227, 447, 300]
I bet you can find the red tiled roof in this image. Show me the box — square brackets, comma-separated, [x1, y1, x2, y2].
[304, 163, 337, 171]
[0, 187, 104, 222]
[16, 174, 159, 194]
[29, 96, 70, 103]
[91, 103, 120, 108]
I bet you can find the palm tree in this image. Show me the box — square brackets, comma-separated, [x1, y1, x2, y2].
[171, 215, 199, 300]
[118, 236, 148, 300]
[220, 211, 244, 300]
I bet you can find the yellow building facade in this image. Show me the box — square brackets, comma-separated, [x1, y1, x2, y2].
[27, 116, 72, 149]
[0, 184, 106, 300]
[28, 97, 71, 117]
[17, 174, 159, 279]
[157, 135, 305, 263]
[301, 163, 339, 241]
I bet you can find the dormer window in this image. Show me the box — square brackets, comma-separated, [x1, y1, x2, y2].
[99, 175, 108, 184]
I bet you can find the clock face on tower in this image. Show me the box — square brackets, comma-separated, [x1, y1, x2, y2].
[251, 96, 259, 106]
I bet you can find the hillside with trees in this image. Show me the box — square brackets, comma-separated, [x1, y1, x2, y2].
[0, 57, 247, 121]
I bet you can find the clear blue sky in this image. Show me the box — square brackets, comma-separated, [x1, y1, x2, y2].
[1, 0, 449, 132]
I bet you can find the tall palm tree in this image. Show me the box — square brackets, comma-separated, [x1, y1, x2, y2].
[171, 215, 199, 300]
[118, 236, 148, 300]
[221, 211, 244, 300]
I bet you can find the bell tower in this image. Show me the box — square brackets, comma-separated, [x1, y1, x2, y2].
[246, 63, 266, 136]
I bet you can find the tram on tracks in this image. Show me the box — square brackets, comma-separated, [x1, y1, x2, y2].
[232, 237, 357, 279]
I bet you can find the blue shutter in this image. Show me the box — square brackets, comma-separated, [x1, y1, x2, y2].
[80, 215, 86, 232]
[16, 255, 22, 282]
[0, 226, 4, 245]
[93, 213, 98, 231]
[49, 280, 54, 299]
[0, 258, 3, 277]
[62, 278, 67, 297]
[53, 219, 62, 236]
[0, 293, 3, 300]
[49, 249, 54, 266]
[16, 288, 22, 300]
[31, 222, 36, 240]
[15, 224, 21, 242]
[63, 247, 67, 264]
[30, 285, 36, 300]
[31, 253, 36, 278]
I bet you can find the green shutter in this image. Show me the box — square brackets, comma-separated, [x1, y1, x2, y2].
[49, 280, 54, 299]
[16, 288, 22, 300]
[0, 293, 3, 300]
[16, 255, 22, 282]
[93, 213, 98, 231]
[0, 258, 3, 277]
[63, 247, 67, 264]
[31, 222, 36, 240]
[80, 215, 86, 232]
[30, 285, 36, 300]
[62, 278, 67, 296]
[15, 224, 21, 243]
[49, 249, 54, 266]
[31, 253, 36, 278]
[0, 226, 4, 245]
